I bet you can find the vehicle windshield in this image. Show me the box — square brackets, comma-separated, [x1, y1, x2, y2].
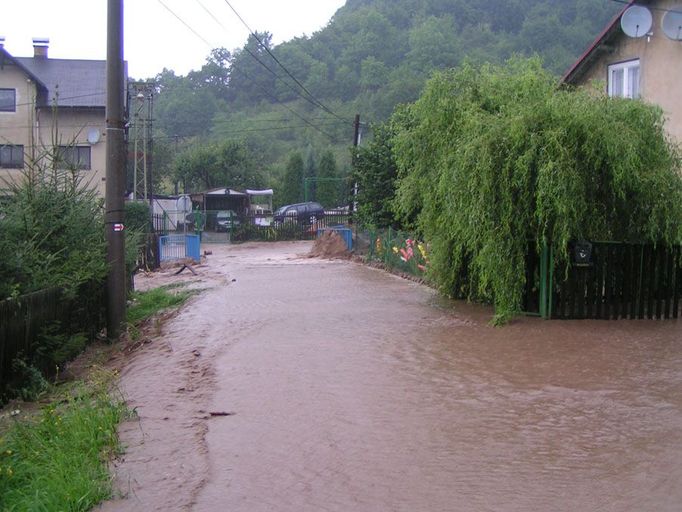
[217, 211, 236, 219]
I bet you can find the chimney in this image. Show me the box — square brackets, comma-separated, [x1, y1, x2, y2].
[32, 37, 49, 59]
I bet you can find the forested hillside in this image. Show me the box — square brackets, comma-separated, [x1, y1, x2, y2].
[147, 0, 620, 201]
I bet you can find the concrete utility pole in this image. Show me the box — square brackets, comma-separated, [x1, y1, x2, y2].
[351, 114, 361, 215]
[353, 114, 361, 148]
[105, 0, 126, 341]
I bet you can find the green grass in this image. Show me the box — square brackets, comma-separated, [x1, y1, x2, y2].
[0, 372, 127, 511]
[0, 285, 194, 511]
[126, 285, 193, 325]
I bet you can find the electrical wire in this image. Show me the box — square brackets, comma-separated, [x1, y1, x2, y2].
[10, 91, 107, 110]
[152, 121, 346, 139]
[229, 65, 339, 140]
[157, 0, 214, 48]
[3, 2, 351, 140]
[221, 0, 349, 122]
[158, 0, 341, 141]
[193, 0, 345, 123]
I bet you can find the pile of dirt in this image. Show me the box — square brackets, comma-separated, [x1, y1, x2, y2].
[309, 230, 351, 259]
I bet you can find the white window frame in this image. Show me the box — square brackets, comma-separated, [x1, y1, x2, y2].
[607, 59, 640, 99]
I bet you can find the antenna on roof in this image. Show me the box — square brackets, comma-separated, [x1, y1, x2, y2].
[662, 6, 682, 41]
[621, 5, 653, 38]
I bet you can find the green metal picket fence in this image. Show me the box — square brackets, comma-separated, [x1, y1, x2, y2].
[525, 241, 682, 319]
[361, 232, 681, 321]
[364, 228, 430, 278]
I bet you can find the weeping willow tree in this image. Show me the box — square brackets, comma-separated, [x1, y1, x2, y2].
[392, 57, 682, 322]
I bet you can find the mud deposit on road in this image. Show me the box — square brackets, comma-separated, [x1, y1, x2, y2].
[102, 242, 682, 511]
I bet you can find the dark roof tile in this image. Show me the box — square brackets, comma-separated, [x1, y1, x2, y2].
[14, 57, 108, 108]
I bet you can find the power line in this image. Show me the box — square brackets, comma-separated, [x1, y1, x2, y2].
[0, 116, 348, 134]
[192, 0, 345, 120]
[157, 0, 213, 47]
[158, 0, 341, 141]
[221, 0, 349, 122]
[153, 122, 346, 140]
[11, 91, 107, 110]
[229, 65, 339, 140]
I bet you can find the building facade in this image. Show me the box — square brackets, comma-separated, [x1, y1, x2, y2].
[0, 38, 112, 196]
[562, 0, 682, 144]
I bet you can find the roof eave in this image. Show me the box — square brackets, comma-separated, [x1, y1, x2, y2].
[561, 0, 637, 85]
[0, 47, 49, 95]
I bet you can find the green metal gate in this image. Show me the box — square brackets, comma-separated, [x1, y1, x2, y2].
[530, 242, 681, 320]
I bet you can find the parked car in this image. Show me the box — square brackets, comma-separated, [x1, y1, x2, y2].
[216, 210, 240, 232]
[273, 202, 325, 225]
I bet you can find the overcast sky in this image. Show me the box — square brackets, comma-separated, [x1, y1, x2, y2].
[2, 0, 345, 79]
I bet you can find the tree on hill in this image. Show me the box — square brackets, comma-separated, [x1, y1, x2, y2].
[279, 152, 305, 206]
[153, 70, 218, 138]
[316, 151, 342, 208]
[147, 0, 622, 190]
[352, 120, 400, 228]
[173, 140, 263, 192]
[303, 147, 318, 200]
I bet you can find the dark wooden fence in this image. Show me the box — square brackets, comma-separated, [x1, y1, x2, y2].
[0, 282, 105, 394]
[526, 242, 682, 320]
[1, 288, 62, 390]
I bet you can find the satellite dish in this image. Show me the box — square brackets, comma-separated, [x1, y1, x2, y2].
[176, 195, 192, 214]
[621, 5, 653, 38]
[662, 6, 682, 40]
[87, 129, 101, 145]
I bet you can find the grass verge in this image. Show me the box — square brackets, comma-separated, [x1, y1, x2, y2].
[0, 369, 127, 511]
[0, 284, 196, 511]
[126, 284, 194, 325]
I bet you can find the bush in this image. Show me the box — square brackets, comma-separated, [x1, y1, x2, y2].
[32, 323, 88, 374]
[124, 201, 151, 278]
[8, 359, 49, 402]
[352, 120, 402, 229]
[124, 201, 152, 232]
[0, 153, 107, 300]
[393, 57, 682, 319]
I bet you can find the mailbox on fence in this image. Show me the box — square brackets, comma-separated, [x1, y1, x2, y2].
[159, 234, 201, 263]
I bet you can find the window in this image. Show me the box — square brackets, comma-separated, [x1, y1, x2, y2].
[57, 146, 91, 170]
[0, 145, 24, 168]
[608, 60, 640, 99]
[0, 89, 16, 112]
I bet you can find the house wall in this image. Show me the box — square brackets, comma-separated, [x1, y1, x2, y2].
[575, 0, 682, 144]
[0, 62, 37, 189]
[0, 61, 107, 197]
[35, 108, 107, 196]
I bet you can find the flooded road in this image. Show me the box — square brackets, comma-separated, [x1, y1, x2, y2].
[105, 242, 682, 511]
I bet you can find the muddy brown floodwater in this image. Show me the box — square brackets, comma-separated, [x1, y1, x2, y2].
[100, 241, 682, 512]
